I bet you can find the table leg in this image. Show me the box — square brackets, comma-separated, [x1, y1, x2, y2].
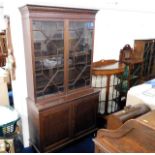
[105, 75, 110, 114]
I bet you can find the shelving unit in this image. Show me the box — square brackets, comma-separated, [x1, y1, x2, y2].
[134, 39, 155, 81]
[31, 19, 94, 97]
[20, 5, 99, 152]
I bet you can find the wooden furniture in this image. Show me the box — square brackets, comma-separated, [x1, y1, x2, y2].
[119, 44, 143, 96]
[93, 110, 155, 153]
[106, 103, 150, 130]
[119, 44, 134, 61]
[20, 5, 99, 152]
[134, 39, 155, 81]
[123, 59, 143, 88]
[0, 31, 7, 67]
[92, 59, 125, 115]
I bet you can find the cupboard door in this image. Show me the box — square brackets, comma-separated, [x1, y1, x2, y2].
[32, 20, 65, 98]
[73, 94, 98, 135]
[68, 21, 94, 90]
[40, 103, 71, 150]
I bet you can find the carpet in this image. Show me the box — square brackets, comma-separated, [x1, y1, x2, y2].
[22, 134, 95, 153]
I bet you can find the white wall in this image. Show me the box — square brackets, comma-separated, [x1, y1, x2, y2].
[2, 0, 155, 147]
[94, 9, 155, 61]
[0, 3, 5, 31]
[2, 1, 29, 147]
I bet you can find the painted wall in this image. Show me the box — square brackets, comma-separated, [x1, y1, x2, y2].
[1, 0, 155, 147]
[94, 9, 155, 60]
[0, 5, 5, 31]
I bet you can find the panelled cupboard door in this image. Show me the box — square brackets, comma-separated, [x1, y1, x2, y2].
[73, 95, 98, 135]
[40, 103, 72, 151]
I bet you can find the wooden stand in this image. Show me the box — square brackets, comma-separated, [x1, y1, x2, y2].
[92, 59, 125, 115]
[119, 44, 143, 93]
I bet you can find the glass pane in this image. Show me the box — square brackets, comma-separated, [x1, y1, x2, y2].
[68, 21, 94, 90]
[32, 20, 64, 98]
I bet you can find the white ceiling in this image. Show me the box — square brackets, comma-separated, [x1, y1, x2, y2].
[1, 0, 155, 13]
[101, 0, 155, 13]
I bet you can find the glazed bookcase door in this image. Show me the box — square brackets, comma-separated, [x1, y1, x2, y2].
[32, 20, 64, 98]
[68, 21, 94, 90]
